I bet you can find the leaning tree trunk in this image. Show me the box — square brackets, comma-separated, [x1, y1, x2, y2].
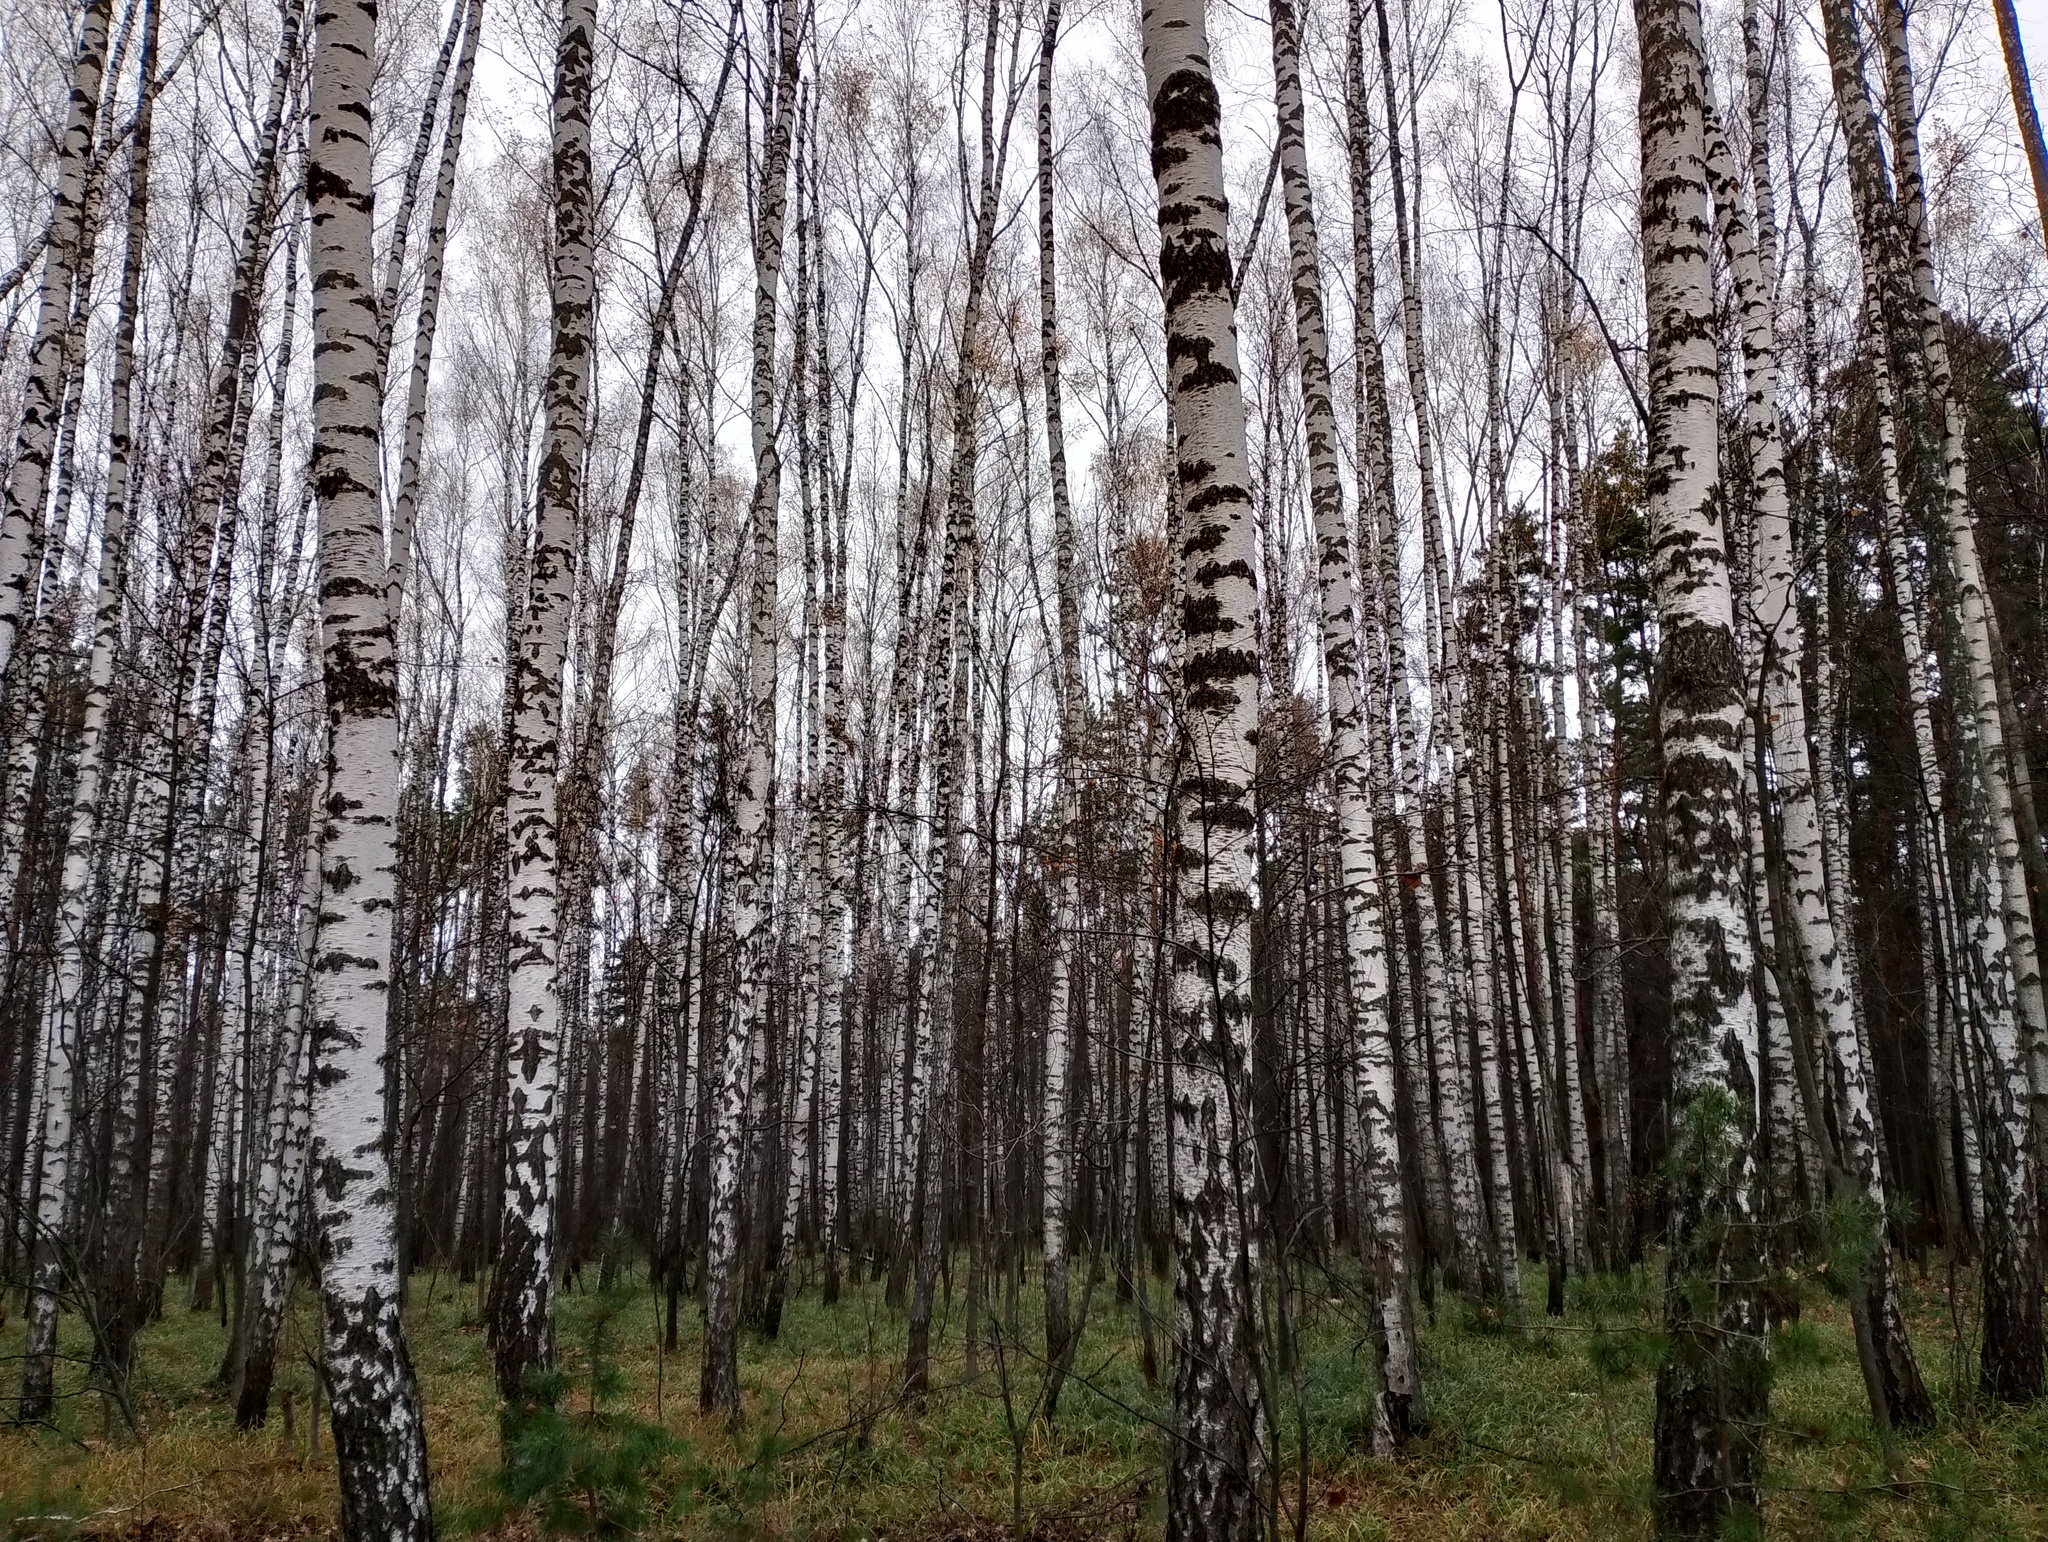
[1037, 0, 1084, 1420]
[1360, 77, 1452, 1281]
[1870, 13, 2048, 1391]
[1809, 0, 1977, 1273]
[14, 0, 155, 1422]
[303, 0, 433, 1525]
[1818, 0, 2045, 1404]
[1990, 0, 2048, 254]
[700, 0, 799, 1423]
[1141, 0, 1266, 1533]
[112, 4, 302, 1328]
[237, 832, 322, 1428]
[490, 0, 593, 1407]
[384, 0, 483, 618]
[1875, 0, 2048, 1172]
[1634, 0, 1768, 1532]
[1343, 0, 1450, 1300]
[372, 0, 466, 380]
[1703, 21, 1931, 1428]
[181, 0, 302, 642]
[0, 0, 112, 685]
[82, 8, 163, 1369]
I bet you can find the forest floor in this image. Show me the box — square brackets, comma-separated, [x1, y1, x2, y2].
[0, 1253, 2043, 1539]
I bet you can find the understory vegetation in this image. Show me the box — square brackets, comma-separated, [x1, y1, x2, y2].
[2, 1255, 2044, 1540]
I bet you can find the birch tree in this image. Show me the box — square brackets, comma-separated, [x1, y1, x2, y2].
[1142, 0, 1265, 1530]
[1271, 0, 1414, 1449]
[1634, 0, 1766, 1528]
[1702, 9, 1929, 1428]
[701, 0, 800, 1422]
[0, 0, 112, 687]
[1037, 0, 1083, 1417]
[303, 0, 433, 1522]
[1816, 0, 2045, 1405]
[490, 0, 595, 1405]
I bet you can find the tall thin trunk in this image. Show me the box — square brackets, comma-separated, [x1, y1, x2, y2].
[0, 0, 113, 683]
[304, 0, 433, 1521]
[1819, 0, 2045, 1403]
[1367, 0, 1491, 1298]
[490, 0, 596, 1405]
[15, 0, 159, 1418]
[1990, 0, 2048, 251]
[815, 121, 868, 1311]
[1708, 7, 1930, 1427]
[118, 11, 303, 1314]
[1141, 0, 1265, 1531]
[1873, 0, 2048, 1288]
[904, 0, 1016, 1400]
[183, 0, 302, 623]
[372, 0, 466, 381]
[1875, 0, 2048, 1130]
[1037, 0, 1083, 1417]
[1370, 0, 1445, 671]
[766, 127, 823, 1334]
[700, 0, 800, 1422]
[237, 832, 322, 1428]
[1634, 0, 1767, 1530]
[1275, 0, 1414, 1448]
[1345, 0, 1448, 1285]
[384, 0, 484, 619]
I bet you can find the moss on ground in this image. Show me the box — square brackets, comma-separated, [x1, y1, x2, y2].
[0, 1254, 2041, 1539]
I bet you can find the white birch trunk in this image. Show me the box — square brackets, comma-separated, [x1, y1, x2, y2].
[700, 0, 799, 1420]
[1272, 0, 1415, 1444]
[238, 833, 322, 1427]
[1874, 0, 2048, 1293]
[304, 0, 433, 1519]
[0, 0, 112, 682]
[904, 0, 1013, 1398]
[810, 117, 857, 1308]
[1037, 0, 1085, 1412]
[1361, 0, 1490, 1296]
[1703, 22, 1932, 1423]
[14, 0, 156, 1414]
[1142, 0, 1266, 1529]
[1635, 0, 1766, 1524]
[384, 0, 482, 619]
[490, 0, 593, 1403]
[1818, 0, 2043, 1402]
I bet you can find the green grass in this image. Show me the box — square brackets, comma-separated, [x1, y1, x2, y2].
[0, 1254, 2043, 1538]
